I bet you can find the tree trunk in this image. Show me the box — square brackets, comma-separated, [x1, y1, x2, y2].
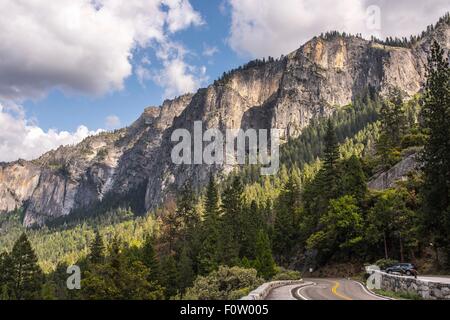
[435, 245, 440, 266]
[399, 236, 404, 263]
[410, 249, 416, 263]
[383, 232, 389, 259]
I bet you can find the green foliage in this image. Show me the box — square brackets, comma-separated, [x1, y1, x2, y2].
[218, 177, 244, 265]
[374, 289, 423, 300]
[273, 175, 301, 259]
[272, 269, 302, 281]
[366, 189, 419, 261]
[253, 230, 276, 279]
[80, 237, 164, 300]
[140, 236, 161, 283]
[88, 231, 105, 264]
[307, 196, 364, 260]
[1, 233, 43, 300]
[159, 255, 180, 299]
[420, 40, 450, 259]
[0, 209, 157, 272]
[2, 54, 447, 300]
[376, 89, 408, 170]
[184, 266, 262, 300]
[197, 175, 221, 275]
[375, 259, 399, 270]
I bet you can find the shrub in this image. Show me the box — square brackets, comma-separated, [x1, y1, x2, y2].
[272, 269, 302, 281]
[375, 259, 399, 270]
[184, 266, 263, 300]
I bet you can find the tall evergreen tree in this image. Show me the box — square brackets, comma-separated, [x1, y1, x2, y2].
[376, 88, 407, 169]
[273, 175, 301, 260]
[177, 246, 195, 295]
[0, 252, 13, 299]
[160, 255, 180, 298]
[253, 230, 276, 279]
[9, 233, 43, 300]
[339, 155, 367, 202]
[420, 40, 450, 259]
[177, 182, 199, 237]
[88, 231, 105, 264]
[197, 175, 221, 274]
[219, 177, 244, 265]
[322, 119, 340, 199]
[240, 201, 264, 259]
[141, 235, 161, 283]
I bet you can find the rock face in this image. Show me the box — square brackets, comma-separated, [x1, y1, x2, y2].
[368, 154, 420, 190]
[1, 19, 449, 227]
[380, 272, 450, 300]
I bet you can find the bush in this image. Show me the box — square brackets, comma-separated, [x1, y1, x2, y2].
[272, 269, 302, 281]
[401, 133, 426, 150]
[375, 259, 399, 270]
[184, 266, 263, 300]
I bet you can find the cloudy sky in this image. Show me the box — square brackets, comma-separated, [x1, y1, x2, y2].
[0, 0, 448, 162]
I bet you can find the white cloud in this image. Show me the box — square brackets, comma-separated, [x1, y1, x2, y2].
[105, 115, 121, 129]
[203, 44, 219, 57]
[227, 0, 450, 58]
[153, 58, 208, 98]
[136, 40, 208, 98]
[0, 0, 203, 100]
[163, 0, 204, 33]
[0, 104, 103, 162]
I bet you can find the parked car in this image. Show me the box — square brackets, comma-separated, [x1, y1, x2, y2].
[385, 263, 418, 277]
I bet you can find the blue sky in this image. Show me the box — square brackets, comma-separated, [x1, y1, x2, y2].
[22, 1, 247, 133]
[0, 0, 448, 162]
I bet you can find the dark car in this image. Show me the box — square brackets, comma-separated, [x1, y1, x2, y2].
[385, 263, 418, 277]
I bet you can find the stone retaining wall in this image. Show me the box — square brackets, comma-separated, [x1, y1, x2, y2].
[380, 272, 450, 300]
[240, 280, 304, 300]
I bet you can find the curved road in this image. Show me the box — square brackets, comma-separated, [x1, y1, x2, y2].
[266, 278, 386, 300]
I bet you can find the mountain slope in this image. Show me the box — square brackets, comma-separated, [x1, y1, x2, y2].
[1, 18, 449, 227]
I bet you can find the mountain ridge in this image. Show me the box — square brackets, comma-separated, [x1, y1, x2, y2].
[1, 16, 449, 227]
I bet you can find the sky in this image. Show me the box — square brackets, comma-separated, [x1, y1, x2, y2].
[0, 0, 449, 162]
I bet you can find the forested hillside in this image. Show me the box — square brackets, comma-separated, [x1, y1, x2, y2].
[0, 40, 449, 300]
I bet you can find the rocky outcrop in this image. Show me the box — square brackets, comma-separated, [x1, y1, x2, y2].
[380, 272, 450, 300]
[0, 19, 449, 227]
[368, 154, 420, 190]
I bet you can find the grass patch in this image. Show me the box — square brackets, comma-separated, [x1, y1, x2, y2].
[374, 289, 423, 300]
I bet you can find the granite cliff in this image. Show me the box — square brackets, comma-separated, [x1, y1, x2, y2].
[1, 19, 449, 226]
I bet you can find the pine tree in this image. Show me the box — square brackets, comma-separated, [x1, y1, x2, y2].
[177, 246, 195, 295]
[420, 40, 450, 259]
[339, 155, 367, 202]
[273, 174, 301, 260]
[253, 230, 276, 279]
[240, 201, 264, 259]
[376, 88, 407, 168]
[88, 231, 105, 264]
[0, 252, 12, 300]
[160, 255, 180, 298]
[219, 177, 244, 265]
[9, 233, 43, 300]
[141, 235, 161, 283]
[177, 182, 199, 237]
[198, 175, 221, 274]
[322, 119, 340, 199]
[82, 238, 164, 300]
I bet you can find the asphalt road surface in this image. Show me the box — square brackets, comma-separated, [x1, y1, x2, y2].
[266, 279, 386, 300]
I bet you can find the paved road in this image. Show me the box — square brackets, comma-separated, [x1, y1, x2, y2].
[265, 284, 300, 300]
[266, 279, 386, 300]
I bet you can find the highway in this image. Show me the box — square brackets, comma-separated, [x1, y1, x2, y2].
[266, 278, 387, 300]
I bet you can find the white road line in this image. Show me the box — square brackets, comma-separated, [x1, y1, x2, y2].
[295, 282, 316, 300]
[353, 280, 390, 300]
